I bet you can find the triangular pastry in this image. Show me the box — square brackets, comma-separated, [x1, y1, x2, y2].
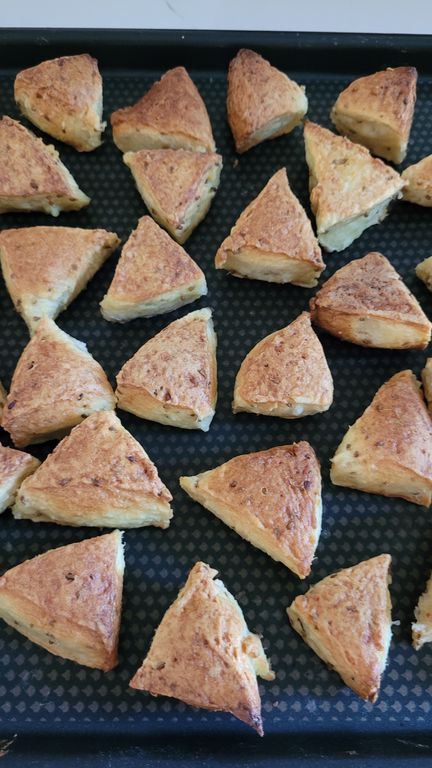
[0, 530, 124, 670]
[123, 148, 222, 244]
[227, 48, 307, 153]
[416, 255, 432, 292]
[180, 442, 322, 578]
[130, 561, 274, 734]
[421, 359, 432, 413]
[116, 308, 217, 431]
[100, 216, 206, 322]
[233, 312, 333, 418]
[331, 370, 432, 506]
[1, 317, 115, 448]
[310, 251, 431, 349]
[331, 67, 417, 164]
[0, 116, 90, 215]
[0, 381, 6, 418]
[412, 573, 432, 649]
[13, 410, 172, 528]
[111, 66, 215, 153]
[215, 168, 324, 287]
[303, 121, 404, 252]
[0, 444, 40, 514]
[14, 54, 105, 152]
[0, 226, 120, 334]
[287, 554, 392, 701]
[403, 155, 432, 206]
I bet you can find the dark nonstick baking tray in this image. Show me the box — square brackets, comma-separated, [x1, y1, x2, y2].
[0, 27, 432, 767]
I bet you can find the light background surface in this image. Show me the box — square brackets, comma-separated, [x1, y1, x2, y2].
[2, 0, 432, 33]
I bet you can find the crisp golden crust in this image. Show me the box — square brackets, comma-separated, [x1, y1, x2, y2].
[227, 49, 307, 153]
[412, 573, 432, 649]
[13, 410, 172, 527]
[130, 561, 274, 734]
[0, 444, 40, 513]
[1, 317, 115, 448]
[116, 308, 217, 431]
[304, 121, 404, 250]
[0, 226, 119, 333]
[402, 155, 432, 206]
[14, 54, 105, 152]
[0, 116, 90, 214]
[100, 216, 206, 322]
[0, 530, 124, 670]
[233, 312, 333, 418]
[111, 66, 215, 153]
[331, 371, 432, 506]
[310, 252, 431, 349]
[180, 443, 322, 579]
[287, 555, 392, 701]
[331, 67, 417, 164]
[422, 359, 432, 413]
[215, 168, 324, 286]
[416, 255, 432, 293]
[124, 149, 222, 244]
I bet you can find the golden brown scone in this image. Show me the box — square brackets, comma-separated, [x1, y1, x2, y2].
[227, 48, 307, 154]
[130, 561, 274, 734]
[180, 442, 322, 579]
[233, 312, 333, 418]
[304, 121, 405, 252]
[1, 316, 115, 448]
[0, 530, 124, 670]
[215, 168, 324, 287]
[100, 216, 206, 322]
[116, 308, 217, 431]
[0, 381, 6, 419]
[310, 252, 431, 349]
[287, 554, 392, 702]
[331, 370, 432, 506]
[331, 67, 417, 164]
[421, 359, 432, 413]
[0, 116, 90, 215]
[403, 156, 432, 206]
[0, 226, 120, 334]
[412, 573, 432, 649]
[0, 444, 40, 514]
[14, 54, 105, 152]
[13, 410, 172, 528]
[111, 66, 215, 153]
[416, 256, 432, 292]
[124, 149, 222, 244]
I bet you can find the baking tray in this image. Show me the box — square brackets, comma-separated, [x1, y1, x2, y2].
[0, 28, 432, 767]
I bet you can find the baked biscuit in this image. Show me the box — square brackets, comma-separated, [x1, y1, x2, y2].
[124, 149, 222, 244]
[180, 442, 322, 579]
[233, 312, 333, 418]
[227, 48, 307, 153]
[0, 226, 120, 334]
[412, 573, 432, 649]
[416, 255, 432, 292]
[331, 370, 432, 506]
[1, 317, 115, 448]
[304, 121, 404, 251]
[14, 54, 105, 152]
[0, 116, 90, 215]
[100, 216, 206, 322]
[421, 359, 432, 413]
[130, 561, 274, 735]
[310, 252, 431, 349]
[331, 67, 417, 164]
[116, 308, 217, 431]
[111, 66, 215, 153]
[287, 554, 392, 702]
[403, 156, 432, 206]
[0, 445, 40, 514]
[215, 168, 324, 287]
[13, 410, 172, 528]
[0, 530, 124, 670]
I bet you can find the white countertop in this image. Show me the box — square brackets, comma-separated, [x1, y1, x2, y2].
[2, 0, 432, 34]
